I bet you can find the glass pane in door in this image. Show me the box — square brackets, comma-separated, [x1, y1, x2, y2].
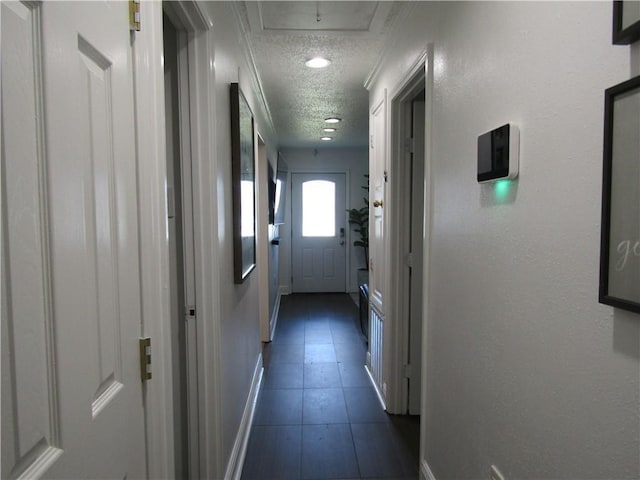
[302, 180, 335, 237]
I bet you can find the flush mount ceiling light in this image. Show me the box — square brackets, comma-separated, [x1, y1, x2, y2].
[324, 117, 341, 124]
[323, 127, 336, 132]
[320, 136, 333, 141]
[305, 57, 331, 68]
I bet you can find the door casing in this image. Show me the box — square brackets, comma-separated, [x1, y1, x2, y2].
[384, 44, 435, 474]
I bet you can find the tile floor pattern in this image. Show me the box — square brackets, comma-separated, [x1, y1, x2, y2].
[241, 293, 420, 480]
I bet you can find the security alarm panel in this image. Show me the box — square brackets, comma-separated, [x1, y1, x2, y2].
[477, 123, 519, 183]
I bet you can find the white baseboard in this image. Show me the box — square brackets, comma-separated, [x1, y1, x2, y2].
[364, 364, 386, 411]
[279, 285, 291, 296]
[421, 459, 436, 480]
[270, 293, 281, 340]
[224, 354, 263, 480]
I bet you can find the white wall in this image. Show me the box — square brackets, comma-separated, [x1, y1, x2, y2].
[200, 2, 278, 473]
[369, 2, 639, 479]
[278, 147, 369, 294]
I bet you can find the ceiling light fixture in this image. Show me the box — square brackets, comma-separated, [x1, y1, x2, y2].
[320, 136, 333, 141]
[323, 128, 336, 132]
[324, 117, 341, 124]
[305, 57, 331, 68]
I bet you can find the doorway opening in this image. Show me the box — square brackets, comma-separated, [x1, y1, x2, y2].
[389, 59, 427, 416]
[162, 9, 198, 479]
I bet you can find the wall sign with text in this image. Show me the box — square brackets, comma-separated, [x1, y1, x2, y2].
[599, 74, 640, 314]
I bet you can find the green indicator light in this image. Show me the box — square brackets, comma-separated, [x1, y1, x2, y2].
[495, 179, 510, 200]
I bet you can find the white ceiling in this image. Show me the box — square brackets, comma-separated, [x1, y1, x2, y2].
[238, 1, 402, 149]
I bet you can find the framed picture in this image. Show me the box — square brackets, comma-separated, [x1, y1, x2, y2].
[599, 74, 640, 314]
[613, 0, 640, 45]
[230, 83, 256, 283]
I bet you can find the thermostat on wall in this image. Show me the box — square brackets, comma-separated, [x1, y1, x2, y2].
[477, 123, 519, 183]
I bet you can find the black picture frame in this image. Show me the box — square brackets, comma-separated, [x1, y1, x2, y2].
[230, 83, 256, 283]
[613, 0, 640, 45]
[599, 74, 640, 314]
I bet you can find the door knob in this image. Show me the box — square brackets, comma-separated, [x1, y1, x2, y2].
[373, 200, 383, 208]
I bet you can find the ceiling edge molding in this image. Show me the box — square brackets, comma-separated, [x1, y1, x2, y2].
[230, 2, 277, 138]
[368, 2, 394, 34]
[364, 2, 417, 91]
[245, 1, 264, 32]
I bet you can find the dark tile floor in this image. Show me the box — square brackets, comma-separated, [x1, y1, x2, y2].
[241, 293, 420, 480]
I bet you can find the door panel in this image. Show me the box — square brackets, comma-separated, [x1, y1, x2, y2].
[1, 3, 62, 475]
[370, 99, 386, 313]
[292, 173, 346, 292]
[2, 2, 146, 478]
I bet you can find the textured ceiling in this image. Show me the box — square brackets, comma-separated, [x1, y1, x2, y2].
[240, 1, 401, 149]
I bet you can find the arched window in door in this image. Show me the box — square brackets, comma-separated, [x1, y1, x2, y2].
[302, 180, 335, 237]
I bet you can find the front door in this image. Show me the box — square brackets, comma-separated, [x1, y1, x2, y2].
[291, 173, 347, 292]
[2, 2, 147, 478]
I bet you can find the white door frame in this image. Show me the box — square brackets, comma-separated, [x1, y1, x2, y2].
[163, 2, 225, 478]
[256, 135, 271, 342]
[387, 54, 427, 414]
[132, 3, 175, 478]
[136, 2, 224, 478]
[384, 43, 435, 476]
[385, 43, 433, 425]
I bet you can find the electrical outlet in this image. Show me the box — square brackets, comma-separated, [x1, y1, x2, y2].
[490, 465, 505, 480]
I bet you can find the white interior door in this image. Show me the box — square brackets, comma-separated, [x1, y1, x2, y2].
[291, 173, 347, 292]
[2, 2, 147, 478]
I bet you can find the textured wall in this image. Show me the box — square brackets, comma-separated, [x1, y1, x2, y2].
[369, 2, 639, 479]
[278, 147, 369, 294]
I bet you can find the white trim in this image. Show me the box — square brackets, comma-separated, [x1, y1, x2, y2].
[132, 2, 175, 478]
[190, 31, 225, 480]
[177, 3, 225, 477]
[364, 364, 387, 411]
[257, 135, 271, 342]
[225, 355, 264, 480]
[421, 460, 437, 480]
[386, 47, 429, 415]
[419, 43, 435, 478]
[279, 285, 292, 296]
[388, 50, 429, 102]
[270, 292, 281, 340]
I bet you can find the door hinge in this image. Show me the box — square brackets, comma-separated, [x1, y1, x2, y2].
[129, 0, 141, 31]
[405, 252, 414, 268]
[139, 337, 152, 382]
[186, 305, 196, 318]
[404, 363, 412, 379]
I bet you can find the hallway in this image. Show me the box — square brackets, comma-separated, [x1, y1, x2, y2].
[241, 294, 419, 480]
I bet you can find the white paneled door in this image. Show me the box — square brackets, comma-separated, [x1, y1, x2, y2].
[292, 173, 347, 292]
[2, 2, 147, 478]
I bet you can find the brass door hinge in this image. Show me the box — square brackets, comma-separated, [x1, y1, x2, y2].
[139, 337, 152, 381]
[129, 0, 141, 31]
